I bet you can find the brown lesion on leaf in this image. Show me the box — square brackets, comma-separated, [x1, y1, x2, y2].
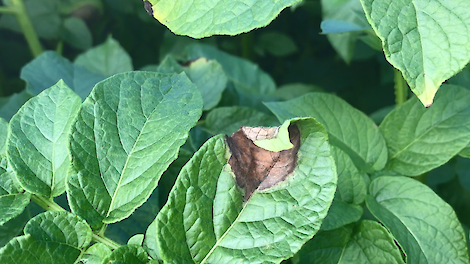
[225, 125, 301, 201]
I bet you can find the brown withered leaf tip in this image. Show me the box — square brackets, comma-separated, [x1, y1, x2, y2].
[144, 1, 155, 18]
[225, 125, 300, 201]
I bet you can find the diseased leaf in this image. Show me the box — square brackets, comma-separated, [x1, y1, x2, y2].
[8, 80, 81, 197]
[266, 92, 387, 173]
[156, 118, 336, 263]
[366, 176, 469, 263]
[0, 211, 92, 264]
[360, 0, 470, 106]
[67, 71, 203, 229]
[380, 85, 470, 176]
[145, 0, 302, 38]
[74, 37, 133, 76]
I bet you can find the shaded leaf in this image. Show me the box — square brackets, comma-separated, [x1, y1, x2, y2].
[61, 17, 92, 50]
[79, 243, 111, 264]
[257, 31, 298, 57]
[103, 245, 149, 264]
[366, 176, 469, 263]
[74, 37, 133, 76]
[67, 71, 203, 229]
[379, 85, 470, 176]
[361, 0, 470, 106]
[204, 106, 278, 135]
[7, 80, 81, 197]
[320, 200, 362, 231]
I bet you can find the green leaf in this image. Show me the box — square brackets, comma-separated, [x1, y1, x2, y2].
[184, 44, 276, 96]
[366, 176, 469, 263]
[297, 226, 352, 264]
[103, 245, 149, 264]
[74, 37, 133, 76]
[146, 0, 302, 38]
[360, 0, 470, 106]
[61, 17, 92, 50]
[0, 118, 8, 154]
[272, 83, 323, 101]
[128, 234, 144, 246]
[20, 51, 106, 100]
[0, 211, 92, 264]
[7, 80, 81, 197]
[265, 92, 387, 173]
[204, 106, 278, 136]
[320, 200, 362, 231]
[155, 118, 337, 263]
[340, 220, 405, 264]
[67, 71, 203, 229]
[79, 243, 111, 264]
[331, 146, 367, 204]
[321, 0, 371, 63]
[379, 85, 470, 176]
[143, 219, 161, 260]
[257, 31, 298, 57]
[156, 55, 228, 110]
[0, 193, 31, 225]
[0, 91, 32, 121]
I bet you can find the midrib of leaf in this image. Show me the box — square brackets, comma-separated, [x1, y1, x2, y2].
[389, 108, 470, 160]
[105, 109, 153, 218]
[200, 199, 251, 263]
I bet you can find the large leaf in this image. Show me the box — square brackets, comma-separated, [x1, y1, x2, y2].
[67, 71, 203, 229]
[0, 211, 92, 264]
[298, 221, 404, 264]
[20, 51, 106, 100]
[331, 146, 366, 204]
[379, 85, 470, 176]
[74, 37, 133, 76]
[145, 0, 302, 38]
[319, 200, 362, 231]
[8, 80, 81, 197]
[366, 176, 469, 263]
[360, 0, 470, 106]
[155, 118, 337, 263]
[266, 92, 387, 173]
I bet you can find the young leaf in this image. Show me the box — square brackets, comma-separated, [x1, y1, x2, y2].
[156, 55, 228, 110]
[67, 71, 203, 229]
[20, 51, 106, 100]
[0, 211, 92, 264]
[145, 0, 302, 38]
[8, 80, 81, 197]
[74, 37, 133, 76]
[155, 118, 337, 263]
[360, 0, 470, 106]
[204, 106, 278, 136]
[265, 92, 387, 173]
[366, 176, 469, 263]
[102, 245, 149, 264]
[380, 84, 470, 176]
[79, 243, 112, 264]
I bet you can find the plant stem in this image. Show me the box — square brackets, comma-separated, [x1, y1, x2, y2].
[394, 68, 407, 106]
[31, 194, 65, 212]
[0, 6, 17, 14]
[10, 0, 43, 57]
[92, 233, 121, 250]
